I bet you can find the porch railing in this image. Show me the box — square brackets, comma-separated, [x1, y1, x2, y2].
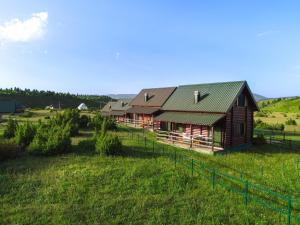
[155, 129, 215, 149]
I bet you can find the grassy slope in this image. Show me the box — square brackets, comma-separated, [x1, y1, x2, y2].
[1, 124, 300, 224]
[259, 98, 300, 113]
[0, 148, 283, 224]
[256, 97, 300, 132]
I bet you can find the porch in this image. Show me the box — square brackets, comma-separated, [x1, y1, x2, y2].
[154, 111, 226, 154]
[155, 129, 224, 154]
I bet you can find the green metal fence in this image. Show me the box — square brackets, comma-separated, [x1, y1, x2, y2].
[120, 131, 300, 225]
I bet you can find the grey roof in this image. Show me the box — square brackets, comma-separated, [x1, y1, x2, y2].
[130, 87, 176, 107]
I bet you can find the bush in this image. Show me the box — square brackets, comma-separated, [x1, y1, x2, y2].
[253, 134, 266, 145]
[0, 139, 21, 161]
[91, 113, 104, 132]
[14, 122, 36, 147]
[3, 118, 18, 139]
[76, 138, 96, 153]
[44, 116, 50, 120]
[95, 133, 122, 156]
[286, 119, 297, 126]
[79, 115, 90, 129]
[255, 111, 268, 117]
[28, 124, 71, 155]
[19, 111, 34, 118]
[50, 109, 80, 136]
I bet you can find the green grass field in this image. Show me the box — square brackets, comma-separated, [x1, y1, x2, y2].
[258, 97, 300, 113]
[1, 125, 300, 224]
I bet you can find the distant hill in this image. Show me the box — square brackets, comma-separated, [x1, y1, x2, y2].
[0, 88, 113, 109]
[253, 93, 268, 102]
[108, 94, 136, 99]
[258, 96, 300, 113]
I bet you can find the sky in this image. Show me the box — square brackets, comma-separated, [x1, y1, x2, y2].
[0, 1, 300, 97]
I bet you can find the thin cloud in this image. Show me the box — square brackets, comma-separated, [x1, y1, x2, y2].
[0, 12, 48, 44]
[256, 30, 279, 38]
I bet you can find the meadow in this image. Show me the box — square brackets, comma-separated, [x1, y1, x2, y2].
[1, 110, 300, 224]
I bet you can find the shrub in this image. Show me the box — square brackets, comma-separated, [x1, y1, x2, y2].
[95, 133, 122, 156]
[76, 138, 96, 153]
[79, 115, 90, 128]
[44, 116, 50, 120]
[286, 119, 297, 126]
[0, 139, 21, 161]
[255, 111, 268, 117]
[19, 111, 34, 118]
[15, 122, 36, 147]
[91, 113, 104, 132]
[49, 109, 80, 136]
[3, 118, 18, 139]
[28, 124, 71, 155]
[253, 134, 266, 146]
[106, 118, 117, 130]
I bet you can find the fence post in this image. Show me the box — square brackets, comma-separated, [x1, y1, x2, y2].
[192, 159, 194, 176]
[212, 169, 216, 189]
[131, 131, 133, 139]
[144, 137, 146, 150]
[244, 180, 249, 206]
[137, 134, 139, 143]
[287, 196, 292, 225]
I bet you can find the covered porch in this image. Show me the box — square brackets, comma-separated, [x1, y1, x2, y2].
[123, 106, 161, 130]
[154, 112, 226, 153]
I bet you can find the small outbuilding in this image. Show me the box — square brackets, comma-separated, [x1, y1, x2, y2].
[77, 103, 88, 110]
[0, 100, 24, 113]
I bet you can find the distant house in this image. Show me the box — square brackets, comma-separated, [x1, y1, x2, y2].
[78, 103, 88, 110]
[126, 87, 176, 129]
[154, 81, 258, 152]
[101, 99, 131, 122]
[0, 100, 24, 113]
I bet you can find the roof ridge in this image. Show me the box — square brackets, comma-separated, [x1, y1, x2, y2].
[179, 80, 246, 87]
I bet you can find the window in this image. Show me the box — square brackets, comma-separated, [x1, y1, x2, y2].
[234, 123, 245, 137]
[237, 94, 246, 107]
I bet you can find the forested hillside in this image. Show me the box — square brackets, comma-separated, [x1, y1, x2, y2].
[0, 88, 113, 109]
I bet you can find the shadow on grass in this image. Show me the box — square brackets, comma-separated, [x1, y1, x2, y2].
[120, 144, 172, 160]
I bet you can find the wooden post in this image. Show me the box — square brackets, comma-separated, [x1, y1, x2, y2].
[190, 124, 193, 148]
[212, 126, 215, 152]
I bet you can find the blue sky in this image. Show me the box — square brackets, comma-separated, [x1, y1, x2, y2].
[0, 1, 299, 97]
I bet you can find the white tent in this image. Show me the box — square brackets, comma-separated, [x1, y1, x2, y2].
[77, 103, 88, 110]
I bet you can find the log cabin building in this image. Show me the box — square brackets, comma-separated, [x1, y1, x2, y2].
[126, 87, 176, 129]
[154, 81, 258, 152]
[101, 99, 131, 122]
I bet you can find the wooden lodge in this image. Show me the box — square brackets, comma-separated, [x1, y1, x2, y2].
[101, 81, 258, 153]
[101, 99, 131, 122]
[125, 87, 176, 129]
[154, 81, 258, 153]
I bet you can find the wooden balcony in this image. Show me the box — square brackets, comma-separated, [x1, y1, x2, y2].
[155, 129, 224, 154]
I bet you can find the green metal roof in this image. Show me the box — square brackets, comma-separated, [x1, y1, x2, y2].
[162, 81, 253, 113]
[155, 112, 225, 126]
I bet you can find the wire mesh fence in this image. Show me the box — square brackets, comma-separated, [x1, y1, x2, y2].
[119, 130, 300, 225]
